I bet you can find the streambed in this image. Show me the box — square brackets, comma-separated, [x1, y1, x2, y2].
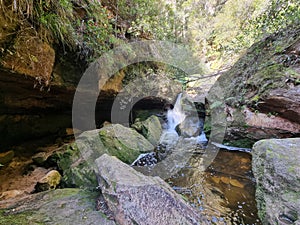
[167, 150, 261, 224]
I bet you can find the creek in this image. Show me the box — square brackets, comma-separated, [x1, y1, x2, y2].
[133, 93, 261, 224]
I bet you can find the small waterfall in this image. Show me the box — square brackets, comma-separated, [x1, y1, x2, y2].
[167, 93, 186, 131]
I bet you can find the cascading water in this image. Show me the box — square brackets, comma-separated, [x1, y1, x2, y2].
[159, 93, 186, 148]
[166, 93, 186, 131]
[161, 93, 208, 146]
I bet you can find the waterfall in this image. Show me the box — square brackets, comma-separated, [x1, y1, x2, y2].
[167, 93, 186, 131]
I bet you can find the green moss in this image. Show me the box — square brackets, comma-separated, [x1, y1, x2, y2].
[0, 210, 44, 225]
[48, 188, 81, 201]
[225, 138, 255, 148]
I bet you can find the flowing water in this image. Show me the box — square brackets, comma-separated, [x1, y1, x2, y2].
[166, 93, 186, 131]
[136, 93, 262, 224]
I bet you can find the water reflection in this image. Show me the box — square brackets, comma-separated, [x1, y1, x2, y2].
[167, 150, 262, 225]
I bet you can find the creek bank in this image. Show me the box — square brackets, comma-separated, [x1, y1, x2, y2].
[209, 25, 300, 144]
[252, 138, 300, 225]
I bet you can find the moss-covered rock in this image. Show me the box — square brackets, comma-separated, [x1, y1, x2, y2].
[56, 124, 154, 188]
[99, 124, 154, 163]
[0, 188, 116, 225]
[252, 138, 300, 224]
[131, 115, 162, 146]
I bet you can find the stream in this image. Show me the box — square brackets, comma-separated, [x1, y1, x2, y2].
[133, 93, 261, 224]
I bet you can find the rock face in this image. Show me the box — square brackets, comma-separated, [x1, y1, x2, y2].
[209, 25, 300, 142]
[252, 138, 300, 225]
[131, 115, 162, 146]
[96, 154, 207, 225]
[57, 124, 154, 188]
[1, 29, 55, 84]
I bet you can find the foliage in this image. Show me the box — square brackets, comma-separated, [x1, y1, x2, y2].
[101, 0, 187, 42]
[178, 0, 300, 71]
[244, 0, 300, 39]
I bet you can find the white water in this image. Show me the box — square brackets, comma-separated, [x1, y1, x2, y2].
[166, 93, 186, 131]
[162, 93, 208, 145]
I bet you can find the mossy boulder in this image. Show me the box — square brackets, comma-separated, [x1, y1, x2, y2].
[56, 124, 154, 189]
[0, 188, 116, 225]
[252, 138, 300, 224]
[99, 124, 154, 163]
[131, 115, 162, 146]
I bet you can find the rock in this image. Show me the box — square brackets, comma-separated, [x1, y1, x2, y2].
[99, 124, 154, 163]
[32, 152, 48, 165]
[252, 138, 300, 224]
[159, 130, 179, 149]
[1, 27, 55, 84]
[55, 142, 101, 189]
[34, 170, 62, 192]
[0, 188, 116, 225]
[209, 26, 300, 142]
[225, 107, 300, 141]
[96, 154, 208, 225]
[0, 150, 14, 165]
[131, 115, 162, 146]
[176, 116, 204, 137]
[56, 124, 154, 188]
[0, 190, 24, 201]
[258, 86, 300, 123]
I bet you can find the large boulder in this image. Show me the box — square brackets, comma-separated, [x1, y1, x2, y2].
[209, 25, 300, 143]
[99, 124, 154, 163]
[96, 154, 208, 225]
[252, 138, 300, 224]
[0, 188, 116, 225]
[56, 124, 154, 188]
[131, 115, 162, 146]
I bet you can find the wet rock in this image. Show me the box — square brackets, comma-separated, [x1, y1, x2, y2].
[225, 106, 300, 141]
[176, 116, 204, 137]
[159, 130, 179, 149]
[252, 138, 300, 225]
[131, 115, 162, 146]
[96, 154, 208, 225]
[0, 150, 14, 165]
[34, 170, 62, 192]
[0, 188, 116, 225]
